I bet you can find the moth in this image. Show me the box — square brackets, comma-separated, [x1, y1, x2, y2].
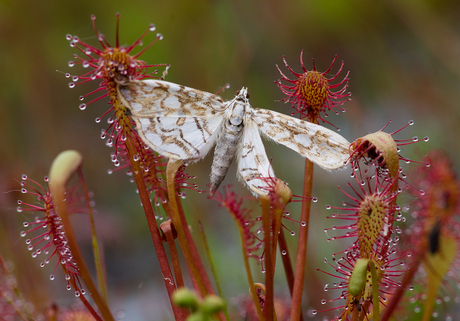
[117, 80, 350, 196]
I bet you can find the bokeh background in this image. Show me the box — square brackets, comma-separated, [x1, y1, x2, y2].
[1, 0, 459, 319]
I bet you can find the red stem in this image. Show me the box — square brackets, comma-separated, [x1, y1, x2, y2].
[128, 146, 186, 321]
[290, 159, 314, 321]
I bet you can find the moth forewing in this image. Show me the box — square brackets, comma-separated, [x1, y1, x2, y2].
[252, 109, 350, 170]
[117, 80, 227, 161]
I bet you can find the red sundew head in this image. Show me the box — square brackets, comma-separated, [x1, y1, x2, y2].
[67, 16, 197, 201]
[17, 175, 84, 294]
[276, 50, 350, 127]
[209, 186, 262, 259]
[66, 14, 168, 106]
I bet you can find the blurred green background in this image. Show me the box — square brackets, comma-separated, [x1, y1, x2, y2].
[1, 0, 459, 319]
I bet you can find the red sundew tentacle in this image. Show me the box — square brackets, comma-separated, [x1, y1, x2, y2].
[322, 55, 338, 76]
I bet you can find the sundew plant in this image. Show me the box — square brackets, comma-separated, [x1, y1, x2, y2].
[2, 14, 459, 321]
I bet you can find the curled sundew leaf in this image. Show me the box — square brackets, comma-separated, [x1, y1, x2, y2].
[350, 131, 399, 179]
[49, 150, 83, 190]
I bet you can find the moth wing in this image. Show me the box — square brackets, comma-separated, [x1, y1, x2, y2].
[237, 116, 275, 196]
[118, 80, 228, 160]
[252, 109, 350, 170]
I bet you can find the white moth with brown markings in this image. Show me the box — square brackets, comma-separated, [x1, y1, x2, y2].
[117, 80, 350, 196]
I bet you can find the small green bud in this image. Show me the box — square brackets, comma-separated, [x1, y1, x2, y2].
[186, 312, 207, 321]
[172, 288, 200, 310]
[201, 294, 225, 315]
[348, 258, 369, 296]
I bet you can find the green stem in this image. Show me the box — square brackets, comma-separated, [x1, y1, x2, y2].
[177, 197, 216, 295]
[78, 170, 108, 303]
[199, 222, 230, 321]
[369, 261, 380, 321]
[290, 159, 314, 321]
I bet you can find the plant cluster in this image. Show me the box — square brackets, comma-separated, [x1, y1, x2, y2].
[2, 15, 458, 321]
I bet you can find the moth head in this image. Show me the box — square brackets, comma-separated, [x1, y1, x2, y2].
[236, 87, 250, 102]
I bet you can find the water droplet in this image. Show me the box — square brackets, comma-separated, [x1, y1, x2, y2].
[50, 274, 55, 280]
[68, 82, 75, 89]
[66, 34, 72, 41]
[72, 75, 79, 82]
[82, 61, 90, 68]
[95, 117, 101, 123]
[423, 136, 429, 142]
[17, 207, 23, 213]
[68, 61, 75, 67]
[312, 197, 318, 202]
[290, 231, 295, 236]
[156, 33, 164, 40]
[412, 136, 418, 142]
[281, 250, 287, 255]
[149, 23, 156, 31]
[409, 120, 414, 125]
[301, 221, 306, 227]
[326, 205, 331, 210]
[419, 190, 425, 196]
[75, 291, 80, 297]
[79, 103, 87, 110]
